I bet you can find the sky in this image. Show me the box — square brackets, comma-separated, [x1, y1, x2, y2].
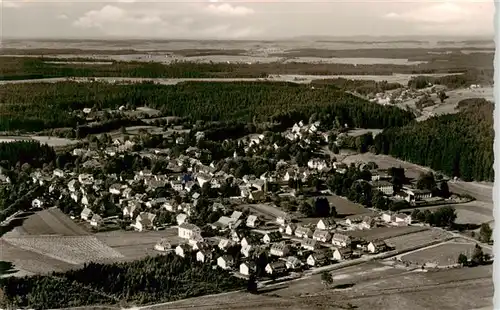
[0, 0, 496, 39]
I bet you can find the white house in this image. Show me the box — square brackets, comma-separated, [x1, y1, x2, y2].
[317, 218, 335, 231]
[331, 233, 352, 248]
[270, 242, 290, 257]
[312, 229, 332, 243]
[78, 174, 94, 185]
[295, 226, 313, 239]
[123, 203, 138, 218]
[53, 169, 65, 178]
[246, 215, 260, 228]
[80, 207, 93, 221]
[265, 261, 287, 275]
[218, 238, 233, 251]
[301, 238, 318, 251]
[240, 262, 257, 276]
[217, 255, 235, 270]
[175, 244, 192, 258]
[307, 252, 329, 267]
[367, 240, 388, 254]
[90, 214, 103, 227]
[283, 224, 296, 236]
[132, 212, 156, 232]
[333, 248, 353, 261]
[276, 213, 291, 226]
[176, 213, 188, 226]
[178, 223, 201, 240]
[394, 213, 412, 225]
[285, 256, 302, 270]
[371, 181, 394, 196]
[196, 249, 212, 263]
[154, 239, 172, 252]
[263, 232, 282, 244]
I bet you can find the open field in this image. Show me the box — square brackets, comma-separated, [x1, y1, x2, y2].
[385, 228, 452, 251]
[0, 135, 78, 147]
[325, 195, 370, 216]
[2, 235, 124, 265]
[0, 238, 75, 275]
[239, 203, 288, 221]
[3, 208, 89, 237]
[346, 225, 428, 241]
[346, 128, 383, 137]
[400, 241, 491, 267]
[129, 262, 492, 310]
[95, 228, 183, 260]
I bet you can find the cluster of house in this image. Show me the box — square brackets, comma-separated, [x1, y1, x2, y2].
[155, 207, 409, 278]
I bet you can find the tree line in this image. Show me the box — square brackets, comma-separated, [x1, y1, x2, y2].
[0, 81, 415, 132]
[373, 100, 494, 181]
[0, 253, 246, 309]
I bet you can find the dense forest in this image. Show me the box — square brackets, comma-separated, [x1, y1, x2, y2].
[374, 99, 494, 181]
[0, 56, 492, 81]
[0, 81, 415, 132]
[0, 254, 246, 309]
[0, 141, 56, 168]
[310, 78, 402, 95]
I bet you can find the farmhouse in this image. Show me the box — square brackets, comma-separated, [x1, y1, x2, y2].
[132, 212, 156, 231]
[154, 239, 172, 252]
[295, 226, 313, 239]
[240, 262, 257, 276]
[217, 255, 235, 270]
[175, 244, 192, 258]
[372, 181, 394, 196]
[333, 247, 353, 261]
[270, 242, 290, 257]
[265, 261, 287, 275]
[178, 223, 202, 240]
[317, 218, 335, 231]
[312, 229, 332, 243]
[394, 213, 412, 225]
[367, 240, 388, 253]
[331, 233, 352, 248]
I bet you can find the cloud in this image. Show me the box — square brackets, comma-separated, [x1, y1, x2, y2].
[57, 13, 68, 20]
[384, 1, 489, 24]
[206, 3, 254, 16]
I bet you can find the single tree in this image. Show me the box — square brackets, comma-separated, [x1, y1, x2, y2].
[479, 223, 492, 243]
[471, 244, 485, 265]
[321, 271, 333, 286]
[438, 90, 448, 103]
[457, 253, 468, 266]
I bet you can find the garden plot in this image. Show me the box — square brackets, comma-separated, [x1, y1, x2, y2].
[385, 228, 452, 251]
[3, 235, 124, 265]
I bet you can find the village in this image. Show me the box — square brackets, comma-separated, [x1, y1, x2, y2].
[2, 113, 484, 286]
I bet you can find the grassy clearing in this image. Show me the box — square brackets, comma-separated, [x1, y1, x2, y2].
[400, 241, 484, 266]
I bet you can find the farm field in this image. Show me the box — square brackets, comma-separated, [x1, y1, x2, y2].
[2, 235, 124, 265]
[135, 263, 492, 310]
[4, 208, 89, 237]
[346, 225, 428, 241]
[0, 239, 75, 275]
[400, 241, 491, 267]
[325, 195, 370, 216]
[95, 228, 183, 260]
[385, 228, 452, 251]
